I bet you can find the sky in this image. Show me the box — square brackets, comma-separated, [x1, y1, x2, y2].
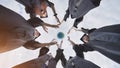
[0, 0, 120, 68]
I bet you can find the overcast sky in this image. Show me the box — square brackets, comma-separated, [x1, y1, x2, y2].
[0, 0, 120, 68]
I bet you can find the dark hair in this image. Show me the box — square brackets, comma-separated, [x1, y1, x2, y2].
[80, 34, 88, 43]
[27, 17, 43, 27]
[38, 47, 49, 57]
[23, 40, 39, 50]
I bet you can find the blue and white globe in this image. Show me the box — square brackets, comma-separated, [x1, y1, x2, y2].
[57, 32, 64, 39]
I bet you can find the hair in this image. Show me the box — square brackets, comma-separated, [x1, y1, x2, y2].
[38, 47, 49, 57]
[80, 34, 88, 43]
[27, 17, 43, 27]
[23, 40, 39, 50]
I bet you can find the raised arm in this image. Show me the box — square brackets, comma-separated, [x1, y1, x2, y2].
[68, 36, 77, 46]
[73, 16, 83, 28]
[42, 22, 59, 28]
[81, 27, 97, 34]
[63, 8, 70, 22]
[47, 0, 61, 24]
[23, 40, 57, 50]
[36, 39, 57, 47]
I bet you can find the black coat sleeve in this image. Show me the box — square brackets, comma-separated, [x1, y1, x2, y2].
[83, 44, 94, 52]
[63, 8, 70, 21]
[81, 28, 97, 34]
[73, 16, 83, 28]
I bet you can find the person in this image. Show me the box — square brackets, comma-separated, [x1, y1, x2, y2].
[37, 40, 65, 68]
[0, 5, 56, 53]
[16, 0, 60, 24]
[65, 36, 100, 68]
[79, 24, 120, 64]
[54, 37, 100, 68]
[12, 47, 55, 68]
[37, 47, 56, 68]
[61, 0, 101, 34]
[56, 40, 67, 68]
[27, 17, 59, 33]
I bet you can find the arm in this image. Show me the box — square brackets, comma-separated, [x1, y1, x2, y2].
[82, 44, 94, 52]
[42, 22, 59, 28]
[68, 36, 77, 46]
[47, 1, 60, 24]
[23, 40, 57, 50]
[63, 8, 70, 21]
[60, 51, 67, 67]
[35, 41, 57, 48]
[57, 40, 63, 48]
[41, 22, 59, 33]
[73, 17, 83, 28]
[81, 27, 90, 34]
[54, 48, 67, 67]
[81, 27, 96, 34]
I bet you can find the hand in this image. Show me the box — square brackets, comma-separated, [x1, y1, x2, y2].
[52, 24, 59, 28]
[68, 36, 70, 41]
[61, 20, 64, 24]
[55, 16, 61, 24]
[49, 39, 57, 45]
[67, 27, 77, 34]
[42, 25, 48, 33]
[75, 28, 82, 31]
[67, 27, 73, 34]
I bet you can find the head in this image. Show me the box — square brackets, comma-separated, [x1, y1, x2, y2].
[80, 34, 89, 43]
[34, 0, 48, 18]
[39, 47, 49, 57]
[34, 29, 41, 39]
[39, 1, 48, 18]
[40, 2, 48, 18]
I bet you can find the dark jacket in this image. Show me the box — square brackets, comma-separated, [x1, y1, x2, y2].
[60, 45, 99, 68]
[82, 24, 120, 64]
[64, 0, 101, 19]
[63, 0, 101, 28]
[65, 56, 100, 68]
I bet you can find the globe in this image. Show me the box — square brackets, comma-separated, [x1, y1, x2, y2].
[57, 32, 64, 39]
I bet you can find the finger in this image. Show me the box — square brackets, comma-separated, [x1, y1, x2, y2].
[45, 29, 48, 33]
[68, 36, 70, 40]
[67, 29, 71, 34]
[52, 39, 56, 41]
[61, 20, 64, 23]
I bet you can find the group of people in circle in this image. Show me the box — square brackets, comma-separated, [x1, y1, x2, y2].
[0, 0, 120, 68]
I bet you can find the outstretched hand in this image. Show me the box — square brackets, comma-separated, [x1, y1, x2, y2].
[53, 24, 60, 28]
[42, 25, 48, 33]
[67, 27, 81, 34]
[68, 36, 70, 41]
[55, 16, 61, 24]
[56, 40, 63, 49]
[67, 27, 74, 34]
[67, 36, 77, 46]
[49, 39, 57, 45]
